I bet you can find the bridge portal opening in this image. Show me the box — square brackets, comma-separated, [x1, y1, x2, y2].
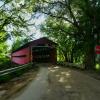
[32, 46, 53, 63]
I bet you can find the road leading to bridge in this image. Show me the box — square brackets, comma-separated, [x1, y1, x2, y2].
[9, 64, 100, 100]
[9, 64, 49, 100]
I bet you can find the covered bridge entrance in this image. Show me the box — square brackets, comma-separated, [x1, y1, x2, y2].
[32, 46, 53, 62]
[11, 37, 57, 65]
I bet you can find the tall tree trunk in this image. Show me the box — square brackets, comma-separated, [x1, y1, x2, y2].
[63, 52, 69, 62]
[64, 55, 69, 62]
[84, 42, 96, 70]
[70, 48, 74, 63]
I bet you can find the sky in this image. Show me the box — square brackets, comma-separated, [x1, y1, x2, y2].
[28, 14, 46, 39]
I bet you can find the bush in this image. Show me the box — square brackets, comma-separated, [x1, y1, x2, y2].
[0, 58, 12, 71]
[0, 74, 11, 83]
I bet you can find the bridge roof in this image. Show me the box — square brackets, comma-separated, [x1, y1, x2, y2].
[12, 37, 57, 53]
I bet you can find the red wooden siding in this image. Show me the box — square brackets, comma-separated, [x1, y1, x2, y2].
[11, 47, 31, 65]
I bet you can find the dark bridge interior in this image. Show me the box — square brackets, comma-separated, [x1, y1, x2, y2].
[32, 46, 52, 62]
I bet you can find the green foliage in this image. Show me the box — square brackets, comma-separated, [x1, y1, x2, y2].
[12, 35, 33, 51]
[0, 58, 12, 71]
[0, 74, 11, 83]
[0, 42, 8, 57]
[35, 0, 100, 69]
[41, 17, 76, 62]
[0, 0, 35, 69]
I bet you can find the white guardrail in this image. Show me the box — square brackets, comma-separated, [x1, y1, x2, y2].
[0, 63, 32, 77]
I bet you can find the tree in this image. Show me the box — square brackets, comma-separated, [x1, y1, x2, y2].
[41, 18, 75, 62]
[34, 0, 100, 69]
[12, 35, 33, 51]
[0, 0, 36, 42]
[0, 0, 35, 69]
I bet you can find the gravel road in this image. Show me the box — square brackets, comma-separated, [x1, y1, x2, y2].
[9, 64, 100, 100]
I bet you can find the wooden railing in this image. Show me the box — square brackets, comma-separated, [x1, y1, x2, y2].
[0, 63, 32, 77]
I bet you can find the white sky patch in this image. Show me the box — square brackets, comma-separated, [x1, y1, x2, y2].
[0, 1, 3, 6]
[28, 14, 46, 39]
[35, 14, 46, 26]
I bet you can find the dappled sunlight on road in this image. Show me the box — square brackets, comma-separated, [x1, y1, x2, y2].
[55, 74, 60, 77]
[7, 64, 100, 100]
[61, 71, 71, 77]
[43, 65, 81, 100]
[65, 85, 72, 89]
[46, 65, 100, 100]
[48, 66, 60, 73]
[53, 66, 60, 69]
[49, 69, 56, 72]
[48, 66, 71, 84]
[58, 77, 65, 83]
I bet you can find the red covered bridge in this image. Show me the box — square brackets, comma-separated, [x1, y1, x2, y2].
[11, 37, 57, 65]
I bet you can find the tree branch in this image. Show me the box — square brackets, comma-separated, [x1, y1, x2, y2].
[40, 11, 74, 24]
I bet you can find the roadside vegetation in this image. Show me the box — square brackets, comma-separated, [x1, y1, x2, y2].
[37, 0, 100, 71]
